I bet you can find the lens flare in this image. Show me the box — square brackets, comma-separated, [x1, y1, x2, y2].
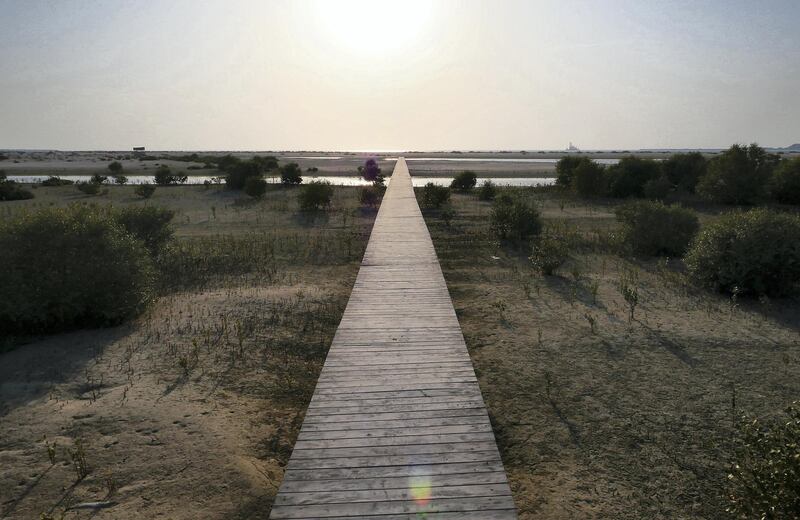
[409, 474, 432, 507]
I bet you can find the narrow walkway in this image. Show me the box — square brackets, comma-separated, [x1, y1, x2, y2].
[270, 158, 517, 519]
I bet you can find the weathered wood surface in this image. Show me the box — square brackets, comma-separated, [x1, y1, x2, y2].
[270, 158, 516, 519]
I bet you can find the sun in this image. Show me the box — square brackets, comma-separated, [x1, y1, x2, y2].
[314, 0, 434, 56]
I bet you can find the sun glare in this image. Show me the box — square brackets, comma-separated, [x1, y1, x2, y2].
[315, 0, 434, 56]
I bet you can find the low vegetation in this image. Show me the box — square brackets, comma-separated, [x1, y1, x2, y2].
[153, 164, 188, 186]
[134, 184, 156, 199]
[0, 205, 158, 334]
[490, 194, 542, 243]
[450, 170, 477, 192]
[421, 186, 800, 519]
[244, 176, 268, 199]
[768, 157, 800, 205]
[0, 184, 375, 518]
[727, 402, 800, 519]
[358, 184, 385, 208]
[418, 182, 450, 208]
[0, 174, 34, 201]
[615, 200, 699, 256]
[478, 179, 497, 201]
[280, 162, 303, 185]
[298, 180, 333, 210]
[685, 208, 800, 296]
[555, 144, 797, 206]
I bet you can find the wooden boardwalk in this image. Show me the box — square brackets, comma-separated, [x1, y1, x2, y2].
[269, 158, 517, 519]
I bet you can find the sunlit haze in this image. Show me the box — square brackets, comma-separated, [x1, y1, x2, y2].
[1, 0, 799, 150]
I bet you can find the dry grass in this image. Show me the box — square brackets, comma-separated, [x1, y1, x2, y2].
[424, 188, 800, 519]
[0, 185, 376, 519]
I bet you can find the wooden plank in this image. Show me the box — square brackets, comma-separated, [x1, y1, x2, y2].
[269, 158, 516, 518]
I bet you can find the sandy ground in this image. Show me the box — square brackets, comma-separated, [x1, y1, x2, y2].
[424, 190, 800, 519]
[0, 186, 375, 519]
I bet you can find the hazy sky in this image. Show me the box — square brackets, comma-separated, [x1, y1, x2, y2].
[1, 0, 799, 150]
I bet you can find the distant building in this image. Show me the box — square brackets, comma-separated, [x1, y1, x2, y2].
[566, 142, 580, 152]
[133, 146, 145, 157]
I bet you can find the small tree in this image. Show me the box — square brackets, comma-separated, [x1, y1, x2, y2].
[661, 152, 706, 193]
[134, 184, 156, 199]
[419, 183, 450, 209]
[571, 160, 607, 197]
[114, 206, 174, 257]
[154, 165, 187, 186]
[281, 163, 303, 185]
[359, 158, 384, 185]
[244, 176, 267, 199]
[91, 173, 108, 184]
[450, 171, 477, 192]
[615, 200, 699, 256]
[108, 161, 124, 176]
[685, 208, 800, 296]
[226, 160, 263, 190]
[490, 195, 542, 243]
[605, 156, 661, 198]
[113, 175, 128, 185]
[768, 157, 800, 205]
[530, 232, 570, 275]
[697, 144, 779, 204]
[0, 178, 34, 201]
[555, 156, 586, 187]
[298, 180, 333, 210]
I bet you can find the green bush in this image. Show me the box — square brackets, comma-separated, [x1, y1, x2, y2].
[41, 176, 74, 187]
[530, 231, 570, 275]
[227, 160, 263, 190]
[419, 183, 451, 209]
[153, 165, 187, 186]
[615, 200, 699, 256]
[108, 161, 123, 176]
[697, 144, 779, 204]
[0, 180, 34, 201]
[606, 156, 661, 198]
[76, 182, 101, 195]
[298, 180, 333, 211]
[450, 171, 477, 192]
[571, 159, 607, 197]
[661, 152, 706, 193]
[0, 205, 156, 333]
[555, 156, 586, 187]
[244, 176, 267, 198]
[642, 175, 673, 200]
[358, 185, 385, 208]
[490, 195, 542, 243]
[114, 206, 174, 257]
[135, 184, 156, 199]
[91, 173, 108, 184]
[478, 180, 497, 201]
[727, 402, 800, 519]
[768, 157, 800, 205]
[281, 163, 303, 185]
[685, 209, 800, 296]
[113, 175, 128, 185]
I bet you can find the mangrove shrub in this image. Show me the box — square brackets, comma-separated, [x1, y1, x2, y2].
[615, 200, 699, 256]
[685, 208, 800, 296]
[0, 205, 157, 333]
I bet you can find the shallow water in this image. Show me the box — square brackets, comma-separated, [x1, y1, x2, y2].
[384, 157, 620, 165]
